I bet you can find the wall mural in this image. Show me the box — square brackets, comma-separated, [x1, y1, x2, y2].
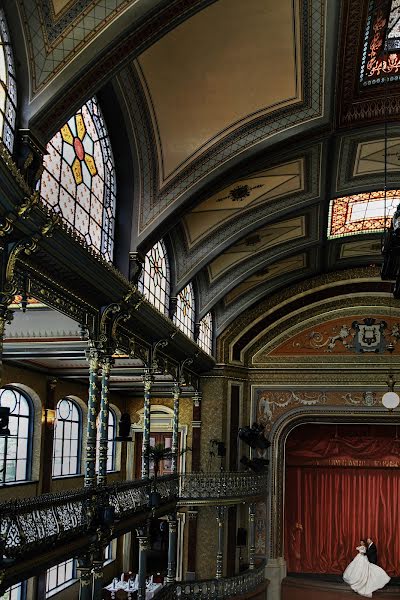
[270, 316, 400, 355]
[254, 389, 379, 433]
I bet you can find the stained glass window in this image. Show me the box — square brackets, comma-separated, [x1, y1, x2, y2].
[0, 11, 16, 153]
[0, 388, 32, 484]
[1, 582, 25, 600]
[46, 559, 76, 596]
[174, 283, 195, 339]
[138, 240, 170, 315]
[52, 398, 81, 477]
[40, 97, 116, 261]
[95, 408, 116, 473]
[361, 1, 400, 85]
[328, 190, 400, 238]
[198, 312, 213, 355]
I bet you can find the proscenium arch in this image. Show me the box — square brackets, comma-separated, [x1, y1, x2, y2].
[267, 405, 399, 560]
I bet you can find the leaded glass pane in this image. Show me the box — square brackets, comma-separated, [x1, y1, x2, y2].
[0, 11, 16, 153]
[40, 97, 116, 261]
[361, 1, 400, 85]
[198, 312, 213, 355]
[0, 388, 31, 484]
[138, 240, 170, 315]
[52, 398, 82, 477]
[328, 190, 400, 238]
[174, 283, 195, 339]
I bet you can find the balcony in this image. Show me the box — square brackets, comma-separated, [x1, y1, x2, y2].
[156, 560, 267, 599]
[178, 472, 267, 505]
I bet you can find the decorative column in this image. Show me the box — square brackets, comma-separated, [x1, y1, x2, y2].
[97, 356, 112, 486]
[141, 369, 152, 479]
[187, 509, 198, 576]
[84, 348, 100, 487]
[249, 502, 256, 570]
[166, 513, 178, 583]
[91, 559, 104, 600]
[171, 382, 180, 473]
[216, 506, 226, 579]
[191, 392, 202, 471]
[77, 553, 92, 600]
[136, 527, 150, 600]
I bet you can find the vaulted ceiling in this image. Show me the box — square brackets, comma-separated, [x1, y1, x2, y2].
[7, 0, 400, 344]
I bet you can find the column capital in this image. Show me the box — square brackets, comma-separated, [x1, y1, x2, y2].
[192, 391, 202, 407]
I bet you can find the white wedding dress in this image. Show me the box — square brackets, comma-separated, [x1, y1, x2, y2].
[343, 546, 391, 597]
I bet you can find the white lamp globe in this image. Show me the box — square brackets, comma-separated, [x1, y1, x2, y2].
[382, 391, 400, 410]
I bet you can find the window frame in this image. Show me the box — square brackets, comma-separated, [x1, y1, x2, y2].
[95, 407, 117, 473]
[0, 9, 17, 153]
[198, 311, 213, 355]
[0, 386, 33, 486]
[52, 398, 82, 478]
[173, 282, 195, 339]
[46, 559, 77, 598]
[0, 581, 26, 600]
[139, 239, 171, 315]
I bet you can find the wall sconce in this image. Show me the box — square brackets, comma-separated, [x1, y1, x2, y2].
[44, 408, 56, 423]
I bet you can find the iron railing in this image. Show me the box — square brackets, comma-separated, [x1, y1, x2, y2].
[179, 472, 267, 502]
[0, 475, 178, 559]
[156, 561, 266, 599]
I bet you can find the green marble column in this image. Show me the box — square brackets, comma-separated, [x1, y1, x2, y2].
[97, 356, 112, 486]
[171, 382, 180, 473]
[84, 348, 100, 488]
[141, 369, 152, 479]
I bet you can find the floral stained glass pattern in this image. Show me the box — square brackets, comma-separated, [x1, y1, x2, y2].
[361, 0, 400, 85]
[40, 97, 116, 261]
[174, 283, 195, 339]
[0, 10, 17, 153]
[138, 240, 170, 315]
[328, 190, 400, 238]
[198, 312, 213, 355]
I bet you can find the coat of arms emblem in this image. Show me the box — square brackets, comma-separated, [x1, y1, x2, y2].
[352, 318, 387, 353]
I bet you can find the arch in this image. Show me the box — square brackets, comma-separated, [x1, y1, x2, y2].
[267, 405, 399, 562]
[52, 396, 83, 477]
[0, 9, 17, 153]
[174, 281, 195, 339]
[39, 96, 116, 261]
[0, 386, 33, 484]
[138, 239, 170, 315]
[5, 383, 42, 483]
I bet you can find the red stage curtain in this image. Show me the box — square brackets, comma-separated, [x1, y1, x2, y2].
[285, 466, 400, 575]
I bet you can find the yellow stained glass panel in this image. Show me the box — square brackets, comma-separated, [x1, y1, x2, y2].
[72, 157, 83, 184]
[61, 123, 73, 144]
[75, 113, 86, 140]
[84, 153, 97, 176]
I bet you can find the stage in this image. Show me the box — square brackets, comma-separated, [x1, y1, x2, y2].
[282, 574, 400, 599]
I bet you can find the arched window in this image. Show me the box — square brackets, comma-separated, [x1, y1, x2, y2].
[40, 97, 116, 261]
[52, 398, 82, 477]
[174, 283, 195, 339]
[138, 240, 170, 315]
[198, 312, 213, 355]
[0, 10, 17, 153]
[95, 408, 116, 473]
[0, 387, 32, 484]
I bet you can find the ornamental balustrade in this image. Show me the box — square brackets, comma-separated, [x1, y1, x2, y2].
[179, 472, 267, 502]
[156, 560, 266, 599]
[0, 475, 178, 560]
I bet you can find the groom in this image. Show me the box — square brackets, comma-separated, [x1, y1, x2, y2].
[366, 537, 378, 564]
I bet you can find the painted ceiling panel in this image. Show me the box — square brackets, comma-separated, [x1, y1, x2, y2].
[137, 0, 302, 181]
[224, 253, 307, 306]
[354, 138, 400, 176]
[182, 159, 304, 248]
[207, 215, 306, 282]
[339, 239, 382, 259]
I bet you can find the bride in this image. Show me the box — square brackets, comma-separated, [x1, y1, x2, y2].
[343, 540, 390, 597]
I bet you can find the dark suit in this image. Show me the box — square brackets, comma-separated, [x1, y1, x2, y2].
[367, 542, 378, 564]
